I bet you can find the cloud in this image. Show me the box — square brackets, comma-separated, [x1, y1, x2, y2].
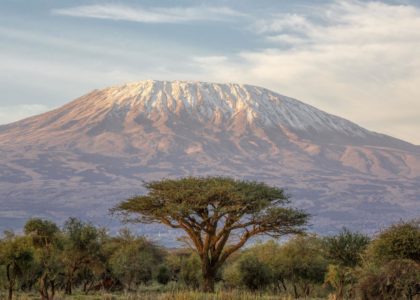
[0, 104, 50, 125]
[52, 4, 245, 23]
[3, 1, 420, 144]
[192, 0, 420, 144]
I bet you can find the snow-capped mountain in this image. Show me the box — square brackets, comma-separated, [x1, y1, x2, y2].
[1, 80, 419, 238]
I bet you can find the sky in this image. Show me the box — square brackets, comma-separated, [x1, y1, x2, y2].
[1, 0, 419, 144]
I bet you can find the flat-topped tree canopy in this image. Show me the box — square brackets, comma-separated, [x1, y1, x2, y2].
[112, 176, 309, 292]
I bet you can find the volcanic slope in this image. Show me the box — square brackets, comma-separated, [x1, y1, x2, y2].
[1, 80, 419, 238]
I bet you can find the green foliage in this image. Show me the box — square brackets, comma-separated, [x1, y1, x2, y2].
[323, 227, 370, 268]
[223, 236, 328, 297]
[164, 251, 184, 282]
[156, 265, 171, 285]
[63, 218, 100, 252]
[238, 240, 285, 291]
[324, 264, 357, 300]
[0, 209, 418, 299]
[276, 235, 327, 297]
[113, 176, 308, 292]
[279, 235, 327, 281]
[0, 235, 34, 299]
[109, 230, 164, 290]
[180, 253, 202, 290]
[358, 259, 420, 300]
[222, 262, 242, 289]
[24, 218, 63, 299]
[0, 235, 33, 275]
[114, 177, 307, 237]
[368, 220, 420, 264]
[238, 255, 272, 291]
[61, 218, 104, 294]
[24, 218, 60, 248]
[322, 228, 369, 299]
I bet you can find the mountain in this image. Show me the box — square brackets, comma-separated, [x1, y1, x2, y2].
[1, 80, 419, 240]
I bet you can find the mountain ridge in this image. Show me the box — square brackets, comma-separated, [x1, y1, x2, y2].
[1, 80, 419, 239]
[1, 80, 417, 151]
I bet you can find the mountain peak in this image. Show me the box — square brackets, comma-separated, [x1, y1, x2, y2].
[0, 80, 419, 236]
[74, 80, 369, 137]
[1, 80, 416, 152]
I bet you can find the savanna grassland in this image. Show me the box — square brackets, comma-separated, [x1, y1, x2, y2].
[1, 217, 419, 300]
[1, 178, 419, 300]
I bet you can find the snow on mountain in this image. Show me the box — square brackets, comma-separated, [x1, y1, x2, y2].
[0, 81, 391, 137]
[0, 80, 419, 240]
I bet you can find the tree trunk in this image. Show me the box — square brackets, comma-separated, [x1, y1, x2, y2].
[293, 283, 299, 299]
[50, 280, 55, 300]
[280, 278, 287, 292]
[6, 264, 15, 300]
[336, 280, 344, 300]
[202, 273, 215, 293]
[65, 279, 72, 295]
[83, 281, 89, 294]
[201, 263, 216, 293]
[39, 273, 51, 300]
[303, 282, 311, 297]
[8, 285, 13, 300]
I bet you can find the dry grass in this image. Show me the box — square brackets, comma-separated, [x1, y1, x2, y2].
[6, 291, 312, 300]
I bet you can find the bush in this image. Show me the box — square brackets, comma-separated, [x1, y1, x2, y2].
[222, 261, 242, 289]
[358, 259, 420, 300]
[368, 221, 420, 264]
[157, 265, 171, 285]
[180, 254, 201, 289]
[277, 235, 327, 297]
[238, 255, 272, 291]
[108, 234, 164, 290]
[323, 228, 370, 268]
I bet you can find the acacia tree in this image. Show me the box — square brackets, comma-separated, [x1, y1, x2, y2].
[0, 235, 33, 300]
[113, 176, 308, 292]
[109, 232, 163, 291]
[275, 235, 327, 298]
[24, 219, 62, 300]
[61, 218, 102, 295]
[323, 228, 370, 300]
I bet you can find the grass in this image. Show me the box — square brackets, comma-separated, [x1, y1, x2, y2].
[4, 291, 328, 300]
[4, 282, 330, 299]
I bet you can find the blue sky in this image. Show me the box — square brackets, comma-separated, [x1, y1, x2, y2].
[1, 0, 420, 144]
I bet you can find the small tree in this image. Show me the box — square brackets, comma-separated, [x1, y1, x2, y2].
[358, 259, 420, 300]
[0, 235, 33, 300]
[238, 255, 272, 291]
[113, 177, 308, 292]
[109, 231, 163, 291]
[323, 228, 370, 300]
[180, 253, 202, 289]
[277, 235, 327, 298]
[61, 218, 102, 295]
[358, 220, 420, 300]
[368, 220, 420, 264]
[24, 218, 62, 300]
[156, 265, 171, 285]
[324, 228, 370, 268]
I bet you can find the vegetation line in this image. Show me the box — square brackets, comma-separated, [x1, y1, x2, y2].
[1, 177, 419, 300]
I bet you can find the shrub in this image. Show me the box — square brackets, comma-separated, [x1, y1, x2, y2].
[157, 265, 171, 285]
[358, 259, 420, 300]
[368, 221, 420, 264]
[180, 254, 201, 289]
[238, 255, 272, 291]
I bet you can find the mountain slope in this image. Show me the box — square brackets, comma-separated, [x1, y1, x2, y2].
[1, 80, 419, 239]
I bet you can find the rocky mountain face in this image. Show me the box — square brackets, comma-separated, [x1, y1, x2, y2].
[1, 80, 419, 240]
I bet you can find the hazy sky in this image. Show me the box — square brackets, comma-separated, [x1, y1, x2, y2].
[1, 0, 419, 144]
